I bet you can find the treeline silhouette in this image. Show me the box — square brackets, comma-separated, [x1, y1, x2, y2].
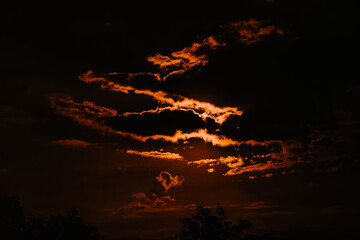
[176, 205, 282, 240]
[0, 194, 105, 240]
[1, 194, 281, 240]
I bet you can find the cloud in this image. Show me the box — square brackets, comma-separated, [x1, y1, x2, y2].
[78, 19, 283, 87]
[52, 139, 93, 148]
[156, 171, 184, 192]
[188, 140, 303, 176]
[106, 192, 178, 216]
[50, 97, 242, 146]
[223, 157, 302, 177]
[230, 19, 284, 45]
[144, 20, 283, 80]
[147, 36, 226, 81]
[79, 71, 243, 124]
[243, 201, 277, 209]
[50, 96, 302, 158]
[189, 155, 245, 169]
[145, 20, 282, 79]
[50, 96, 117, 133]
[126, 150, 184, 160]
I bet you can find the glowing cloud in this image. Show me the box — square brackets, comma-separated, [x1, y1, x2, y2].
[52, 139, 93, 148]
[50, 96, 116, 134]
[223, 159, 300, 176]
[147, 36, 226, 81]
[126, 150, 184, 161]
[106, 192, 178, 215]
[50, 96, 245, 146]
[188, 140, 303, 176]
[230, 19, 284, 45]
[79, 70, 243, 124]
[132, 129, 243, 147]
[189, 156, 244, 169]
[156, 171, 184, 192]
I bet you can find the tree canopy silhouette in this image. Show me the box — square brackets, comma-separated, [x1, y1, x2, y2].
[176, 205, 281, 240]
[0, 194, 105, 240]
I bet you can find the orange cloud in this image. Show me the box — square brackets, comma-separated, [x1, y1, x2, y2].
[223, 158, 300, 176]
[84, 20, 283, 85]
[98, 71, 162, 82]
[131, 129, 243, 147]
[52, 139, 93, 148]
[126, 150, 184, 161]
[243, 201, 276, 209]
[156, 171, 184, 192]
[50, 96, 245, 146]
[147, 36, 226, 81]
[230, 19, 284, 45]
[50, 95, 242, 146]
[188, 140, 303, 176]
[49, 97, 299, 157]
[106, 192, 178, 216]
[79, 71, 243, 124]
[189, 156, 244, 169]
[50, 96, 116, 133]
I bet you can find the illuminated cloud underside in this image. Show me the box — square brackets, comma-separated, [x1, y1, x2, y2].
[147, 36, 226, 81]
[230, 19, 284, 45]
[49, 97, 296, 154]
[145, 20, 283, 81]
[126, 150, 184, 160]
[50, 19, 294, 182]
[52, 139, 93, 148]
[79, 70, 243, 124]
[188, 141, 303, 176]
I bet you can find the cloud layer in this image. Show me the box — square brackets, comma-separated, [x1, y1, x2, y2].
[79, 70, 243, 125]
[126, 150, 184, 161]
[49, 18, 297, 179]
[106, 192, 178, 216]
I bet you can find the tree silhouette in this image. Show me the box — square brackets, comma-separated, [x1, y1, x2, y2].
[0, 194, 105, 240]
[0, 194, 26, 240]
[176, 205, 282, 240]
[176, 205, 252, 240]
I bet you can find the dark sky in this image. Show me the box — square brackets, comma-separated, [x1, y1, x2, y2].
[1, 1, 359, 239]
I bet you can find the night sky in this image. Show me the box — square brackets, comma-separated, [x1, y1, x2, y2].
[1, 1, 359, 239]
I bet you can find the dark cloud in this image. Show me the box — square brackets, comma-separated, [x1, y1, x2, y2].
[106, 192, 178, 216]
[52, 139, 94, 148]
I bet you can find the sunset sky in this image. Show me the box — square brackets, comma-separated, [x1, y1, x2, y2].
[1, 1, 359, 239]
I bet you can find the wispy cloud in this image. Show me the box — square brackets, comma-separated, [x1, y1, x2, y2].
[188, 141, 303, 176]
[50, 96, 116, 133]
[145, 20, 283, 80]
[126, 150, 184, 161]
[224, 159, 301, 176]
[52, 139, 93, 148]
[106, 192, 179, 216]
[144, 19, 283, 80]
[50, 19, 294, 182]
[189, 155, 244, 169]
[230, 19, 284, 45]
[79, 71, 243, 124]
[49, 98, 292, 158]
[156, 171, 184, 192]
[147, 36, 226, 81]
[50, 97, 242, 146]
